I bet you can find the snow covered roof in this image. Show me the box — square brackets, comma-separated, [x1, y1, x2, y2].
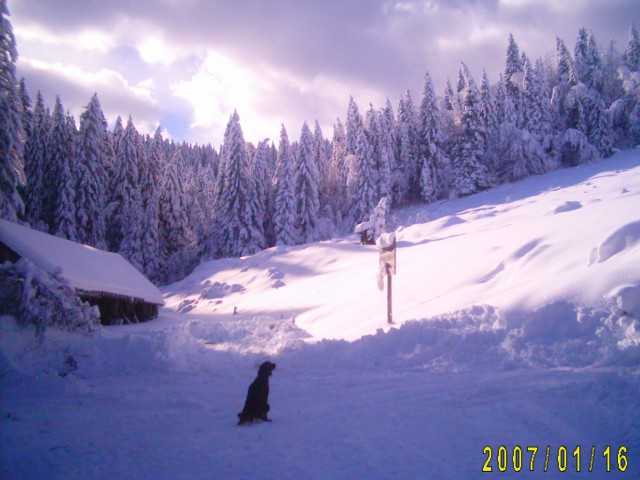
[0, 219, 164, 306]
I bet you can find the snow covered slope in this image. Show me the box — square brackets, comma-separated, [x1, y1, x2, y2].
[165, 147, 640, 344]
[2, 149, 640, 479]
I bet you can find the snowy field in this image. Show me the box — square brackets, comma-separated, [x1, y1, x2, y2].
[2, 149, 640, 478]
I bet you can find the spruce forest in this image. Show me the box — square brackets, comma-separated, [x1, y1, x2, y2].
[2, 4, 640, 285]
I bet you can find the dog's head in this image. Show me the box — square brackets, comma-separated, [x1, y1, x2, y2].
[258, 361, 276, 378]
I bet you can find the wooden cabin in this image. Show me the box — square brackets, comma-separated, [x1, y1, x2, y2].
[0, 219, 164, 325]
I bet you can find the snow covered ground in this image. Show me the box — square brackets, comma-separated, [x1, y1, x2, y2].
[2, 149, 640, 478]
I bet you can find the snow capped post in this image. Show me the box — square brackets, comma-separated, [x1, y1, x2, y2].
[376, 231, 396, 325]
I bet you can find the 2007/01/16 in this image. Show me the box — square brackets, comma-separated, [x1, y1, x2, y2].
[482, 445, 628, 473]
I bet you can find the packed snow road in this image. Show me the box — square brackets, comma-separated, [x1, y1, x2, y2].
[2, 313, 639, 479]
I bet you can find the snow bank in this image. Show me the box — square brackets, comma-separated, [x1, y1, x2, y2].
[4, 298, 637, 384]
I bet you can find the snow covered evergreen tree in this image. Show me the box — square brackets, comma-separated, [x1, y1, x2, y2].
[443, 77, 457, 114]
[295, 122, 320, 243]
[273, 124, 298, 246]
[213, 111, 264, 257]
[159, 148, 197, 283]
[345, 96, 364, 155]
[136, 127, 164, 280]
[626, 23, 640, 72]
[350, 127, 377, 224]
[480, 71, 498, 135]
[312, 120, 330, 208]
[551, 37, 577, 131]
[251, 138, 274, 247]
[574, 28, 590, 86]
[364, 103, 381, 190]
[417, 72, 446, 202]
[18, 77, 32, 140]
[504, 33, 524, 109]
[396, 90, 419, 204]
[48, 96, 78, 240]
[75, 94, 110, 249]
[329, 118, 347, 199]
[108, 116, 144, 266]
[375, 108, 393, 204]
[0, 2, 25, 222]
[7, 259, 100, 336]
[451, 69, 489, 196]
[23, 92, 50, 230]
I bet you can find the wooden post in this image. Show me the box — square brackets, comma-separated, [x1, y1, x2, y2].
[386, 263, 393, 325]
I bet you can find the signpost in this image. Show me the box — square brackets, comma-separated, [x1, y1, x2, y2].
[376, 232, 396, 325]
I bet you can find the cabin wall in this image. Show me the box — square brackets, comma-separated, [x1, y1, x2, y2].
[0, 242, 20, 264]
[81, 295, 159, 325]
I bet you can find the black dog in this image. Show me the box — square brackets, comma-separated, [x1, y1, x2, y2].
[237, 361, 276, 425]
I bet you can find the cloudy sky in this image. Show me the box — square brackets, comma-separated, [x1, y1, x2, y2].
[8, 0, 638, 147]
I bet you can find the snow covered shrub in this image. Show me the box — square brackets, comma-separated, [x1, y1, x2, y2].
[494, 122, 549, 182]
[559, 129, 599, 167]
[355, 197, 388, 244]
[0, 259, 100, 336]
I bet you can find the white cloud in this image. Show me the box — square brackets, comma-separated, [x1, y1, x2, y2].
[18, 57, 162, 137]
[13, 23, 116, 53]
[137, 36, 179, 66]
[172, 51, 259, 137]
[499, 0, 589, 13]
[23, 58, 156, 104]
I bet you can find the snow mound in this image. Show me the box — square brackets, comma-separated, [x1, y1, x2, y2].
[553, 200, 582, 213]
[442, 214, 467, 226]
[200, 281, 246, 299]
[282, 303, 640, 372]
[589, 220, 640, 264]
[608, 284, 640, 318]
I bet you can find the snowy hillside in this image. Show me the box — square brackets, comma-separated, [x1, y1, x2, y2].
[2, 150, 640, 479]
[165, 147, 640, 347]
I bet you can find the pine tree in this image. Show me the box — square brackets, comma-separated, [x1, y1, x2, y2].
[159, 148, 196, 283]
[452, 70, 489, 196]
[551, 37, 577, 130]
[312, 120, 330, 209]
[108, 116, 142, 254]
[396, 90, 418, 203]
[23, 92, 50, 230]
[522, 57, 542, 133]
[0, 2, 25, 222]
[375, 109, 393, 204]
[295, 122, 320, 243]
[329, 118, 348, 199]
[273, 124, 298, 246]
[140, 185, 161, 282]
[345, 96, 364, 155]
[18, 77, 32, 140]
[364, 103, 381, 190]
[443, 77, 456, 113]
[626, 23, 640, 71]
[350, 128, 377, 224]
[110, 116, 145, 270]
[480, 71, 498, 134]
[75, 93, 110, 249]
[504, 33, 523, 104]
[251, 138, 273, 247]
[213, 111, 263, 257]
[417, 72, 446, 202]
[585, 32, 604, 93]
[574, 27, 590, 85]
[48, 96, 77, 240]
